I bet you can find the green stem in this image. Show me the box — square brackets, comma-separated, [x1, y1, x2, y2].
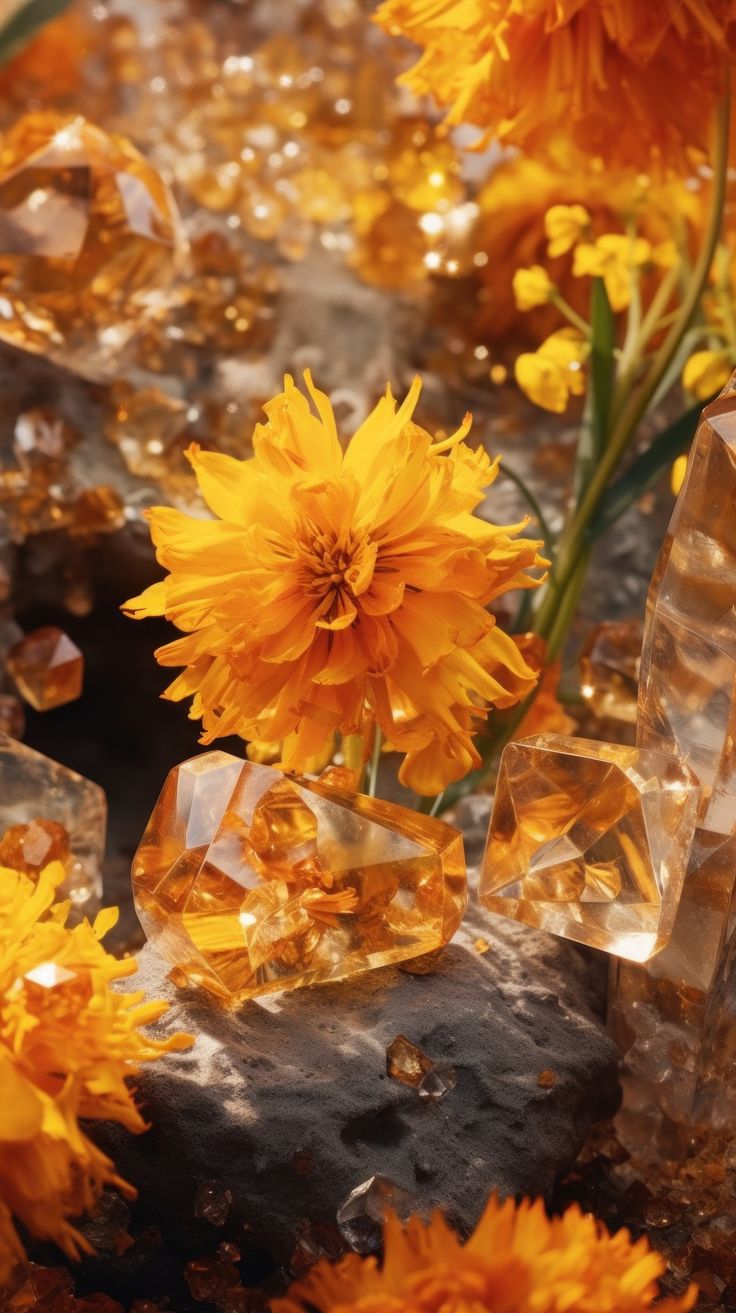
[532, 89, 730, 647]
[367, 726, 383, 798]
[498, 461, 554, 552]
[551, 291, 591, 337]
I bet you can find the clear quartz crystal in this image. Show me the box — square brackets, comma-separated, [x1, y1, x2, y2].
[336, 1176, 417, 1253]
[609, 377, 736, 1157]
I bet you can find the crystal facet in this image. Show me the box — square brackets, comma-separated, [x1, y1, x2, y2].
[609, 380, 736, 1154]
[0, 112, 182, 378]
[6, 625, 83, 710]
[0, 733, 106, 911]
[386, 1034, 433, 1087]
[133, 753, 466, 1003]
[336, 1176, 417, 1254]
[580, 619, 643, 727]
[479, 734, 698, 961]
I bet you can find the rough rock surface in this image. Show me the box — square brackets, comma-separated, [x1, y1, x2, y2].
[90, 869, 619, 1304]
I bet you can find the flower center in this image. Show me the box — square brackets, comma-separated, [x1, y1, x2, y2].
[297, 521, 373, 612]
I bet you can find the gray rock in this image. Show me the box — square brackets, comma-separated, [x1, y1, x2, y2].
[94, 887, 618, 1297]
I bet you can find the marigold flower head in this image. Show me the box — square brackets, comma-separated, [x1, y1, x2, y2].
[124, 373, 546, 795]
[275, 1195, 696, 1313]
[375, 0, 735, 168]
[0, 861, 192, 1281]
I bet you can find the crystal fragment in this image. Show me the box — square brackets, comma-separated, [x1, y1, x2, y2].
[537, 1068, 557, 1088]
[580, 619, 643, 726]
[184, 1255, 240, 1303]
[610, 381, 736, 1156]
[13, 407, 75, 475]
[24, 962, 76, 989]
[479, 734, 698, 961]
[0, 734, 106, 911]
[194, 1180, 233, 1227]
[6, 626, 83, 710]
[3, 1263, 75, 1312]
[386, 1034, 433, 1087]
[0, 112, 182, 379]
[336, 1176, 417, 1254]
[132, 753, 466, 1003]
[80, 1192, 133, 1255]
[0, 693, 24, 739]
[0, 818, 71, 873]
[418, 1063, 457, 1101]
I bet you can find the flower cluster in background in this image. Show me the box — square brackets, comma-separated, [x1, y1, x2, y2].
[0, 860, 191, 1281]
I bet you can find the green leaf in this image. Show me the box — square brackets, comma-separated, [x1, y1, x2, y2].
[575, 277, 615, 496]
[0, 0, 71, 67]
[589, 396, 712, 540]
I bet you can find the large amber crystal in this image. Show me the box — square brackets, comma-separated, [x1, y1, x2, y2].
[479, 735, 698, 960]
[610, 381, 736, 1154]
[132, 752, 466, 1003]
[0, 112, 182, 377]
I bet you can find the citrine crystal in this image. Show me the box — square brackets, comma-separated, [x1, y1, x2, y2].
[0, 112, 182, 378]
[580, 619, 643, 727]
[386, 1033, 433, 1087]
[479, 735, 698, 961]
[132, 752, 466, 1003]
[609, 381, 736, 1154]
[6, 625, 83, 710]
[0, 733, 106, 910]
[336, 1176, 417, 1254]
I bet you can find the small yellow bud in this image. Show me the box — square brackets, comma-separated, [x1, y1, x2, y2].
[682, 348, 733, 400]
[545, 204, 591, 258]
[671, 454, 688, 497]
[513, 265, 554, 311]
[515, 329, 588, 414]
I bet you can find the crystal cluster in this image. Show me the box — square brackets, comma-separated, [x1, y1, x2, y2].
[133, 752, 466, 1003]
[386, 1033, 457, 1099]
[6, 625, 83, 710]
[0, 733, 106, 911]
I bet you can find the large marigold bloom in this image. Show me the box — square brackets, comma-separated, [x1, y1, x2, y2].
[375, 0, 735, 167]
[0, 862, 191, 1281]
[124, 374, 545, 794]
[275, 1195, 696, 1313]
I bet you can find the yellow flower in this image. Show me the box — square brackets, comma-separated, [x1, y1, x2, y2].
[682, 347, 734, 399]
[274, 1194, 697, 1313]
[124, 374, 546, 796]
[545, 203, 591, 258]
[671, 453, 689, 495]
[515, 329, 587, 413]
[374, 0, 733, 168]
[573, 233, 652, 312]
[0, 861, 192, 1281]
[513, 264, 554, 311]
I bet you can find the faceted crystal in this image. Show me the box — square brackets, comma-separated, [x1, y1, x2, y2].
[0, 112, 182, 379]
[479, 734, 698, 961]
[0, 733, 106, 911]
[418, 1063, 456, 1101]
[580, 619, 643, 726]
[336, 1176, 417, 1254]
[386, 1034, 432, 1087]
[132, 752, 466, 1003]
[194, 1181, 233, 1227]
[610, 380, 736, 1155]
[6, 625, 83, 710]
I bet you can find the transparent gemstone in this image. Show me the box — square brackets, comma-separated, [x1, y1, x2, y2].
[0, 733, 106, 913]
[336, 1176, 417, 1254]
[580, 619, 643, 726]
[386, 1034, 432, 1088]
[23, 962, 76, 989]
[6, 625, 83, 710]
[418, 1063, 456, 1101]
[132, 753, 466, 1003]
[194, 1180, 233, 1227]
[480, 734, 699, 961]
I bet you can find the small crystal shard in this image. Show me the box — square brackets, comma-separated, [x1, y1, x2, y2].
[386, 1034, 433, 1087]
[185, 1255, 240, 1304]
[194, 1180, 233, 1227]
[24, 961, 76, 989]
[0, 693, 24, 739]
[13, 407, 75, 475]
[0, 112, 183, 379]
[132, 753, 466, 1002]
[479, 734, 699, 961]
[6, 625, 83, 710]
[580, 619, 643, 726]
[0, 734, 106, 911]
[336, 1176, 417, 1254]
[418, 1063, 456, 1101]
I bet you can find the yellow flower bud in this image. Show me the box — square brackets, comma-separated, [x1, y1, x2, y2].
[513, 264, 554, 311]
[545, 203, 591, 258]
[682, 348, 733, 400]
[515, 329, 588, 414]
[573, 233, 652, 312]
[671, 454, 688, 496]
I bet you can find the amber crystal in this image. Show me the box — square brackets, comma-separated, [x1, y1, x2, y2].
[479, 735, 698, 961]
[132, 752, 466, 1003]
[0, 733, 106, 910]
[0, 112, 182, 378]
[0, 692, 24, 739]
[386, 1034, 433, 1087]
[610, 380, 736, 1156]
[6, 625, 83, 710]
[580, 619, 643, 727]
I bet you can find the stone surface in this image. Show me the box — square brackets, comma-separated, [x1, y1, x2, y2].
[6, 624, 83, 710]
[0, 732, 106, 911]
[92, 893, 618, 1302]
[479, 734, 698, 962]
[610, 378, 736, 1157]
[0, 112, 182, 379]
[133, 752, 466, 1002]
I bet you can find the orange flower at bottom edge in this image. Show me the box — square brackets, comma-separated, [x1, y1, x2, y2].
[513, 633, 577, 739]
[274, 1196, 696, 1313]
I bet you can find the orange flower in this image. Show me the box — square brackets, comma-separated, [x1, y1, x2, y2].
[513, 634, 577, 738]
[0, 861, 192, 1281]
[375, 0, 734, 168]
[124, 374, 546, 795]
[274, 1195, 696, 1313]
